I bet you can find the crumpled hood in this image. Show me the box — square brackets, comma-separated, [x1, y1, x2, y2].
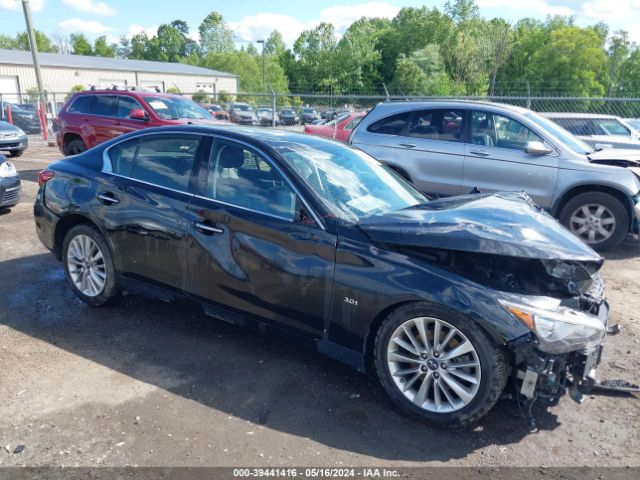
[358, 192, 602, 262]
[589, 148, 640, 165]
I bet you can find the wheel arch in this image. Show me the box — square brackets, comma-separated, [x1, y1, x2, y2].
[362, 299, 508, 372]
[53, 213, 111, 261]
[551, 184, 634, 229]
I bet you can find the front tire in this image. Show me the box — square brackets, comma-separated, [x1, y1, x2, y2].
[374, 303, 507, 427]
[62, 225, 117, 306]
[559, 192, 628, 251]
[9, 150, 24, 157]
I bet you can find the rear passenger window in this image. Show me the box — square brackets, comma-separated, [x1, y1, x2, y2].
[91, 96, 116, 116]
[107, 138, 139, 176]
[408, 109, 464, 142]
[68, 95, 93, 113]
[130, 135, 200, 191]
[367, 112, 411, 135]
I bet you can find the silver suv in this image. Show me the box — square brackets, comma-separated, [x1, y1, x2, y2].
[349, 101, 640, 251]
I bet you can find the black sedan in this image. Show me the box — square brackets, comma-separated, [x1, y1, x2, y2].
[0, 153, 21, 209]
[0, 120, 28, 157]
[34, 126, 612, 427]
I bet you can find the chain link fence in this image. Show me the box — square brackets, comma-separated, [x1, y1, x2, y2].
[4, 90, 640, 138]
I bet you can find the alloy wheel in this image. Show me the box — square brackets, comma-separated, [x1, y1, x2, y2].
[66, 234, 106, 297]
[387, 317, 482, 413]
[569, 204, 616, 244]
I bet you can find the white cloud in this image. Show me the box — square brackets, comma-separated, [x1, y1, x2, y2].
[477, 0, 573, 17]
[62, 0, 116, 16]
[0, 0, 45, 12]
[59, 18, 115, 34]
[581, 0, 640, 23]
[126, 24, 158, 39]
[229, 13, 310, 44]
[320, 1, 400, 32]
[228, 1, 400, 45]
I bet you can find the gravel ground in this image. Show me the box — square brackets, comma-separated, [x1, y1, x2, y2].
[0, 136, 639, 468]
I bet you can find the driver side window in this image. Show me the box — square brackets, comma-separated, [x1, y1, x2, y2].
[206, 140, 298, 221]
[472, 111, 544, 150]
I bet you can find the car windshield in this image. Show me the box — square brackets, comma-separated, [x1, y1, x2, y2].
[235, 104, 253, 111]
[144, 96, 211, 120]
[593, 119, 630, 136]
[278, 143, 426, 221]
[525, 112, 594, 155]
[209, 105, 222, 111]
[302, 108, 316, 114]
[281, 110, 294, 114]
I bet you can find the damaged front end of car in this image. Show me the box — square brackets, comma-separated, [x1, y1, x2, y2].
[359, 191, 638, 429]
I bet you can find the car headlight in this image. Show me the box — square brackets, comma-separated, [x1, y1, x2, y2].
[16, 128, 25, 136]
[0, 159, 18, 178]
[499, 297, 605, 354]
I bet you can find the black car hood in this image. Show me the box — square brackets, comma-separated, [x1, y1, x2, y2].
[358, 192, 601, 262]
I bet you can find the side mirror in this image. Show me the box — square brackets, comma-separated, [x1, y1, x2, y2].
[129, 109, 148, 121]
[524, 141, 553, 156]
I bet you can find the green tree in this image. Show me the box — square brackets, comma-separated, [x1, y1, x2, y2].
[116, 35, 131, 58]
[166, 86, 181, 94]
[607, 31, 631, 97]
[65, 84, 86, 100]
[485, 19, 515, 95]
[16, 30, 58, 53]
[191, 90, 210, 103]
[529, 26, 607, 96]
[129, 32, 150, 59]
[445, 0, 480, 23]
[379, 7, 452, 83]
[70, 33, 93, 55]
[0, 34, 18, 49]
[199, 11, 235, 54]
[291, 23, 338, 92]
[93, 36, 116, 57]
[264, 30, 286, 56]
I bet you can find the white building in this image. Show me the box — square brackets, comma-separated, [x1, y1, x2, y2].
[0, 49, 238, 103]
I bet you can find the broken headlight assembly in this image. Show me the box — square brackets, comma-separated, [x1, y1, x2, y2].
[499, 297, 606, 354]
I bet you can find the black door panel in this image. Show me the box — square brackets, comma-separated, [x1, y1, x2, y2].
[187, 198, 336, 337]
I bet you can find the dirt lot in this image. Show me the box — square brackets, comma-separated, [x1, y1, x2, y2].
[0, 137, 639, 468]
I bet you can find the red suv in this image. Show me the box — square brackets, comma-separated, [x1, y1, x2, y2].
[55, 90, 221, 155]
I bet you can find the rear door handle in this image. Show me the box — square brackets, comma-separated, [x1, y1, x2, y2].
[194, 221, 224, 235]
[97, 192, 119, 205]
[398, 142, 416, 148]
[469, 150, 490, 156]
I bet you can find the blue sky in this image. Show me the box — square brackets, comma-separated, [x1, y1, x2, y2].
[1, 0, 639, 46]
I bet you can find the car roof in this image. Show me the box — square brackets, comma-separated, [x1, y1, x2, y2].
[120, 124, 346, 149]
[376, 99, 532, 114]
[75, 90, 180, 98]
[542, 112, 620, 120]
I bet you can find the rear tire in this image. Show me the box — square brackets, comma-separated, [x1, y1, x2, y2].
[62, 224, 117, 306]
[559, 192, 628, 251]
[64, 138, 86, 156]
[373, 303, 507, 427]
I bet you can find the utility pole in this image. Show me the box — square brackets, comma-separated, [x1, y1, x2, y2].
[21, 0, 46, 105]
[257, 39, 266, 93]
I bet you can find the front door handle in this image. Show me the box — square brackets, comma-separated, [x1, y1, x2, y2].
[469, 150, 490, 156]
[194, 221, 224, 235]
[398, 142, 416, 148]
[97, 192, 119, 205]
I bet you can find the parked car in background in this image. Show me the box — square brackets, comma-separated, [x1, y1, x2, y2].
[0, 152, 21, 209]
[206, 104, 230, 121]
[321, 108, 350, 123]
[0, 120, 28, 157]
[350, 101, 640, 251]
[55, 90, 221, 156]
[304, 111, 365, 142]
[256, 107, 279, 126]
[300, 107, 320, 124]
[229, 103, 258, 125]
[279, 109, 299, 125]
[544, 113, 640, 150]
[1, 102, 41, 134]
[35, 125, 614, 427]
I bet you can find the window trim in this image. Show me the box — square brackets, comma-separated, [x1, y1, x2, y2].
[406, 108, 467, 143]
[471, 109, 560, 155]
[201, 137, 305, 225]
[101, 131, 326, 230]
